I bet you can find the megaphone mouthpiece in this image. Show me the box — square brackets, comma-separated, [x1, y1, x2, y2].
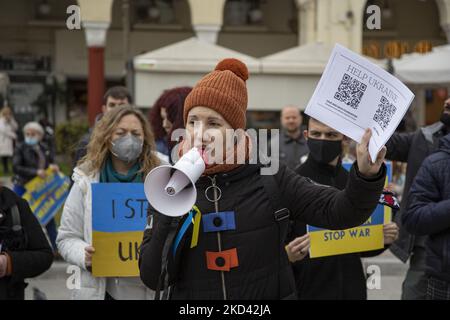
[164, 170, 191, 196]
[144, 148, 206, 217]
[166, 187, 176, 196]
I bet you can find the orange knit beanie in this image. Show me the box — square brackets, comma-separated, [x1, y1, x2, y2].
[183, 58, 249, 130]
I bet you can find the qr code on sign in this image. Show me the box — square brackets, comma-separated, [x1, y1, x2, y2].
[334, 73, 367, 110]
[373, 96, 397, 131]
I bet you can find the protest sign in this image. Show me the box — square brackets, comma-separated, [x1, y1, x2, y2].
[307, 161, 392, 258]
[305, 43, 414, 162]
[22, 168, 71, 225]
[91, 183, 149, 277]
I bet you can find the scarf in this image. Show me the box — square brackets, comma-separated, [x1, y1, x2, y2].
[99, 156, 143, 183]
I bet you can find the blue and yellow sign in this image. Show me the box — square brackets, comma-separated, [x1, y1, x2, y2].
[307, 161, 392, 258]
[22, 168, 71, 226]
[91, 183, 149, 277]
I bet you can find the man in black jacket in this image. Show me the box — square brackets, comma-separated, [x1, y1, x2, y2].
[286, 117, 398, 299]
[403, 133, 450, 300]
[386, 97, 450, 299]
[0, 185, 53, 300]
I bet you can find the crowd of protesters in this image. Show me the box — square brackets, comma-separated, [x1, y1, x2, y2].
[0, 59, 449, 300]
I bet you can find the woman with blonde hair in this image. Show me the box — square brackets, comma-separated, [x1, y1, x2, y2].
[57, 105, 160, 300]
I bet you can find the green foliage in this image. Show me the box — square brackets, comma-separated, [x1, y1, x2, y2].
[55, 121, 89, 161]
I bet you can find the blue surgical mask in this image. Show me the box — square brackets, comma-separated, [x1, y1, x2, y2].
[25, 137, 39, 146]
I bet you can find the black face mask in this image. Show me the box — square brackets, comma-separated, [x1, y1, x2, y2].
[440, 111, 450, 127]
[307, 138, 343, 164]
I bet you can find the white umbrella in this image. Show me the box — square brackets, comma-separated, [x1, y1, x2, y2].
[393, 44, 450, 84]
[261, 41, 386, 75]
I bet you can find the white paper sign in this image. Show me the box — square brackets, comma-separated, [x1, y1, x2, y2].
[305, 44, 415, 162]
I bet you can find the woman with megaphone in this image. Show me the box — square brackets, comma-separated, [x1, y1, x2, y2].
[139, 58, 388, 300]
[57, 105, 161, 300]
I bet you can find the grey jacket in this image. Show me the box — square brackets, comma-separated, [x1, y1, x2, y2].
[386, 122, 448, 262]
[271, 129, 309, 170]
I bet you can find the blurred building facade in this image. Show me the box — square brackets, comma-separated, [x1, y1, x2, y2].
[0, 0, 449, 127]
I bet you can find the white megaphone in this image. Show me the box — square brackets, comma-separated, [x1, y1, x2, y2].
[144, 147, 205, 217]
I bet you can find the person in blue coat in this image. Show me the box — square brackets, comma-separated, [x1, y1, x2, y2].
[403, 133, 450, 300]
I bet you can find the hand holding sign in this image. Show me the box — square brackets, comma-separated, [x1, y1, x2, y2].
[305, 44, 414, 162]
[49, 164, 60, 173]
[356, 129, 387, 178]
[85, 246, 95, 268]
[285, 234, 310, 263]
[383, 222, 399, 245]
[37, 169, 46, 179]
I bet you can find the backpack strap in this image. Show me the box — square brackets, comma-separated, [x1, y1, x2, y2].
[260, 174, 290, 237]
[260, 174, 290, 299]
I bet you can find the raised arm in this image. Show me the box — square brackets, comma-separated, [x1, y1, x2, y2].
[277, 129, 386, 230]
[385, 131, 414, 162]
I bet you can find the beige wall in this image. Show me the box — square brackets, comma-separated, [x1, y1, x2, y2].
[77, 0, 113, 23]
[314, 0, 366, 53]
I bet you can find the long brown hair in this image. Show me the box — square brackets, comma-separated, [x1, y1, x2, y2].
[78, 105, 160, 177]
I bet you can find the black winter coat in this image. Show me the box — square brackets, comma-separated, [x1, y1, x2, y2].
[0, 187, 53, 300]
[12, 142, 54, 186]
[386, 122, 448, 262]
[291, 157, 387, 300]
[403, 134, 450, 282]
[139, 162, 386, 300]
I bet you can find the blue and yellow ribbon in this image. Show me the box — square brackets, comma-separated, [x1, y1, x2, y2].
[172, 205, 202, 257]
[190, 205, 201, 249]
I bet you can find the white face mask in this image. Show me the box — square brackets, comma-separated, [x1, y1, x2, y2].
[111, 134, 143, 163]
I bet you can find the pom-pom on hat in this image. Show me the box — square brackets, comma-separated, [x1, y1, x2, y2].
[184, 58, 249, 130]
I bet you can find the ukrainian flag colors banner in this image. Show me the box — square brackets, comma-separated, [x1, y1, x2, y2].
[307, 161, 392, 258]
[22, 168, 71, 226]
[91, 183, 149, 277]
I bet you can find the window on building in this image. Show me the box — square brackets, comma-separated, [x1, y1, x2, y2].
[363, 0, 446, 59]
[224, 0, 266, 27]
[33, 0, 76, 22]
[133, 0, 177, 24]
